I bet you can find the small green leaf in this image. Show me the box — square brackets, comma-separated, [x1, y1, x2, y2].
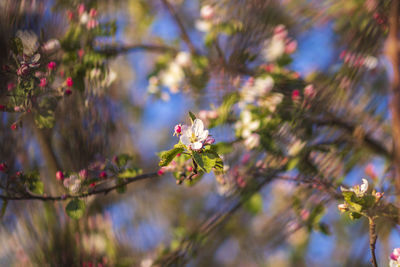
[244, 193, 263, 215]
[193, 151, 218, 173]
[349, 212, 362, 220]
[188, 111, 196, 123]
[29, 181, 44, 195]
[287, 158, 300, 171]
[159, 147, 184, 167]
[116, 180, 127, 194]
[115, 154, 133, 168]
[66, 199, 86, 219]
[118, 167, 142, 178]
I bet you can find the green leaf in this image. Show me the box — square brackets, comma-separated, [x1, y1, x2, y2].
[116, 180, 127, 194]
[115, 154, 133, 168]
[10, 37, 23, 55]
[244, 193, 263, 215]
[349, 212, 362, 220]
[188, 111, 196, 123]
[118, 167, 142, 178]
[192, 151, 218, 173]
[29, 181, 44, 195]
[159, 147, 184, 167]
[0, 200, 7, 219]
[65, 199, 86, 219]
[286, 158, 300, 171]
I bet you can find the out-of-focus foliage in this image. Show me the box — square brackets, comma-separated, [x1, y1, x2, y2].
[1, 0, 400, 266]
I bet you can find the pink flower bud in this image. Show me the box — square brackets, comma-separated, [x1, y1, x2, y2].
[66, 77, 73, 87]
[200, 5, 214, 20]
[39, 78, 47, 88]
[174, 124, 182, 135]
[90, 182, 96, 188]
[337, 203, 348, 212]
[100, 171, 107, 179]
[11, 123, 17, 130]
[66, 10, 74, 21]
[264, 64, 275, 73]
[47, 61, 56, 70]
[78, 49, 85, 59]
[7, 82, 15, 91]
[77, 4, 85, 15]
[89, 8, 97, 17]
[79, 169, 88, 179]
[285, 40, 297, 54]
[65, 88, 72, 96]
[186, 166, 193, 172]
[0, 163, 8, 172]
[56, 171, 64, 181]
[17, 64, 29, 76]
[0, 105, 5, 111]
[304, 84, 315, 99]
[157, 168, 165, 176]
[14, 106, 21, 112]
[375, 192, 384, 201]
[204, 136, 215, 145]
[86, 19, 99, 29]
[274, 24, 288, 39]
[292, 89, 300, 101]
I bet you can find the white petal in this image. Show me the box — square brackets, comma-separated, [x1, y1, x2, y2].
[192, 119, 204, 137]
[199, 130, 209, 141]
[360, 178, 368, 193]
[192, 142, 203, 150]
[180, 134, 191, 147]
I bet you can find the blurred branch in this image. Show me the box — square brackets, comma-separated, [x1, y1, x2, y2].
[368, 217, 378, 267]
[385, 0, 400, 192]
[160, 0, 197, 54]
[0, 172, 159, 201]
[311, 114, 391, 159]
[96, 43, 178, 56]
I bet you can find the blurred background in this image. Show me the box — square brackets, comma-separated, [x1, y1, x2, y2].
[0, 0, 399, 266]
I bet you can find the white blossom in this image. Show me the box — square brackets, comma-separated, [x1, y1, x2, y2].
[180, 119, 209, 150]
[16, 30, 39, 55]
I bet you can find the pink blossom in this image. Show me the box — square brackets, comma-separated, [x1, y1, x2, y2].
[39, 78, 47, 87]
[11, 123, 17, 130]
[186, 166, 193, 172]
[47, 61, 56, 70]
[200, 5, 214, 20]
[391, 248, 400, 261]
[157, 168, 165, 176]
[273, 24, 288, 40]
[14, 106, 21, 112]
[203, 136, 215, 145]
[66, 77, 73, 87]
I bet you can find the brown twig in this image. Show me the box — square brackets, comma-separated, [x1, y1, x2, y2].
[160, 0, 197, 54]
[368, 217, 378, 267]
[0, 172, 159, 201]
[96, 43, 178, 56]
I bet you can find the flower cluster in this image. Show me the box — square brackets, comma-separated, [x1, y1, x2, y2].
[339, 50, 378, 70]
[390, 248, 400, 267]
[195, 5, 216, 32]
[174, 118, 214, 150]
[148, 51, 192, 98]
[262, 25, 297, 62]
[67, 4, 99, 30]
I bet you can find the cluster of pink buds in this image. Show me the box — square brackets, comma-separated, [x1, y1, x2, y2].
[68, 4, 99, 30]
[390, 248, 400, 266]
[0, 163, 8, 172]
[340, 50, 378, 69]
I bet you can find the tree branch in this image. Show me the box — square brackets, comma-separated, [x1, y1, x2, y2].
[96, 43, 178, 56]
[369, 217, 378, 267]
[160, 0, 197, 54]
[385, 0, 400, 192]
[0, 172, 159, 201]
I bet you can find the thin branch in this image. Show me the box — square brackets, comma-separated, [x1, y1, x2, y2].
[0, 172, 159, 201]
[368, 217, 378, 267]
[96, 43, 178, 56]
[160, 0, 197, 54]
